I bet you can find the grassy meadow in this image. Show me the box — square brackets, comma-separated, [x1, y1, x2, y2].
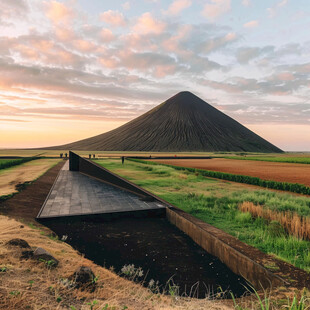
[222, 155, 310, 164]
[96, 158, 310, 271]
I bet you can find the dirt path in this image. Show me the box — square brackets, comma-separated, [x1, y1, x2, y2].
[151, 158, 310, 186]
[0, 160, 65, 222]
[0, 158, 61, 196]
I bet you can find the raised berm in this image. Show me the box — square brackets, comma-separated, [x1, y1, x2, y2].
[52, 91, 282, 152]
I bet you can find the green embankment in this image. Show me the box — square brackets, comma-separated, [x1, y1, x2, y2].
[96, 158, 310, 271]
[0, 157, 39, 170]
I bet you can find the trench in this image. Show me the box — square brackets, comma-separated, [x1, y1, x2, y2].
[42, 215, 251, 299]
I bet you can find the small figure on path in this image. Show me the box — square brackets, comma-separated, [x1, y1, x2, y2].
[89, 154, 91, 159]
[93, 154, 95, 158]
[60, 153, 63, 158]
[122, 156, 125, 164]
[65, 153, 67, 158]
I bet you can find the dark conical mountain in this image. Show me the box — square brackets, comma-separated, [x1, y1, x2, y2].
[51, 91, 282, 152]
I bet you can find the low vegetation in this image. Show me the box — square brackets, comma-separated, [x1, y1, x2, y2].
[97, 159, 310, 271]
[0, 157, 38, 170]
[240, 201, 310, 241]
[128, 158, 310, 195]
[221, 156, 310, 165]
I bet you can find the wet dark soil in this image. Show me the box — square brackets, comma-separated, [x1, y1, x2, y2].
[42, 216, 251, 298]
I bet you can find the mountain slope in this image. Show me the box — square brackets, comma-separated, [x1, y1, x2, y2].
[51, 91, 282, 152]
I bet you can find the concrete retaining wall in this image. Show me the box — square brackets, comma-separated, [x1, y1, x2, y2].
[69, 151, 159, 199]
[69, 151, 79, 171]
[166, 206, 286, 289]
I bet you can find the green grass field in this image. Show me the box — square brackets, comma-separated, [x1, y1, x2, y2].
[0, 159, 22, 165]
[0, 159, 13, 165]
[222, 155, 310, 164]
[0, 158, 38, 170]
[96, 158, 310, 271]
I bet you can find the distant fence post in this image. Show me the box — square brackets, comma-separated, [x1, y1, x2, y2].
[69, 151, 79, 171]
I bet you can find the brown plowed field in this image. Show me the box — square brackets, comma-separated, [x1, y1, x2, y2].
[151, 158, 310, 186]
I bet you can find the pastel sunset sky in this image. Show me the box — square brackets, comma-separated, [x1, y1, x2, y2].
[0, 0, 309, 151]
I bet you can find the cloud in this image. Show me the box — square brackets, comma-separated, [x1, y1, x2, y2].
[236, 46, 274, 64]
[243, 20, 258, 28]
[54, 27, 76, 41]
[100, 28, 115, 42]
[162, 24, 193, 55]
[117, 50, 177, 77]
[122, 2, 130, 10]
[235, 43, 304, 66]
[202, 0, 231, 21]
[72, 39, 96, 52]
[199, 66, 310, 99]
[185, 56, 222, 73]
[198, 76, 310, 125]
[45, 1, 75, 24]
[98, 57, 119, 69]
[278, 0, 288, 7]
[1, 33, 86, 68]
[199, 32, 237, 54]
[132, 12, 166, 35]
[267, 0, 288, 18]
[164, 0, 192, 16]
[100, 10, 126, 27]
[0, 57, 175, 104]
[0, 118, 29, 122]
[272, 72, 295, 81]
[0, 0, 28, 20]
[242, 0, 251, 6]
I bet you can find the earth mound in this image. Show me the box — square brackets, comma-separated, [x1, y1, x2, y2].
[51, 91, 282, 152]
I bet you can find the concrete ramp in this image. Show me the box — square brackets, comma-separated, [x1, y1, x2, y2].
[37, 161, 165, 219]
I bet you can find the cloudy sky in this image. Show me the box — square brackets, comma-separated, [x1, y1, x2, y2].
[0, 0, 309, 151]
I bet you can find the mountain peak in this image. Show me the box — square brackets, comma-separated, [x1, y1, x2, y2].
[169, 91, 198, 102]
[163, 91, 205, 109]
[175, 91, 195, 97]
[50, 91, 283, 153]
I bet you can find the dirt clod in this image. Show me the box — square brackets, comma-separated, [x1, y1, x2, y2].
[6, 238, 31, 248]
[21, 250, 34, 259]
[71, 266, 97, 291]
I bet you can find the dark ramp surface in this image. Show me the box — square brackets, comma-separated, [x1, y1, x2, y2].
[43, 216, 251, 298]
[38, 161, 164, 218]
[51, 91, 282, 153]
